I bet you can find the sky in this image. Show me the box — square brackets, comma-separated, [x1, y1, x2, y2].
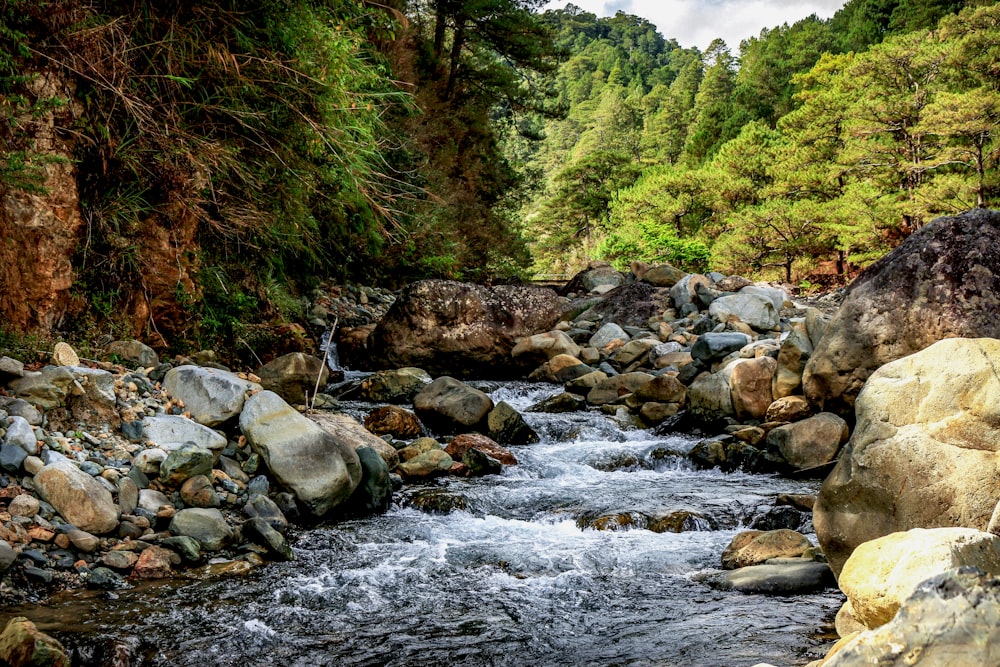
[542, 0, 847, 51]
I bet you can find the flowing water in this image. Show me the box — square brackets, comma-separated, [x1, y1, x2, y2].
[3, 381, 843, 666]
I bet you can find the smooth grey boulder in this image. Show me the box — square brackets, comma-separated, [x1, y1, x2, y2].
[159, 443, 214, 487]
[709, 292, 779, 331]
[240, 391, 362, 517]
[712, 561, 834, 594]
[169, 508, 233, 551]
[412, 376, 494, 434]
[344, 446, 392, 516]
[691, 332, 752, 362]
[243, 517, 293, 561]
[162, 365, 261, 427]
[3, 416, 36, 455]
[141, 415, 226, 458]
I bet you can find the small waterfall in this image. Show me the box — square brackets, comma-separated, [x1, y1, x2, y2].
[319, 326, 341, 372]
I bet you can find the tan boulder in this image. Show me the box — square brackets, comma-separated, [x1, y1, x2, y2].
[721, 529, 813, 570]
[729, 357, 777, 421]
[765, 396, 813, 423]
[838, 528, 1000, 630]
[34, 458, 118, 534]
[815, 338, 1000, 576]
[767, 412, 849, 471]
[512, 330, 582, 366]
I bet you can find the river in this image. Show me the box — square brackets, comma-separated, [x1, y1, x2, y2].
[3, 380, 842, 666]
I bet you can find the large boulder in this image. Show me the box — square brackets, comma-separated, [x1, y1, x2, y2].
[721, 529, 814, 570]
[803, 209, 1000, 413]
[169, 508, 233, 551]
[838, 528, 1000, 630]
[240, 391, 362, 517]
[163, 366, 261, 427]
[34, 457, 118, 534]
[0, 617, 69, 667]
[369, 280, 562, 378]
[815, 338, 1000, 577]
[412, 377, 494, 434]
[687, 367, 736, 424]
[255, 352, 328, 404]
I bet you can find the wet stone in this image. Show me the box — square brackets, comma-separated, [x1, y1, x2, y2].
[87, 566, 127, 590]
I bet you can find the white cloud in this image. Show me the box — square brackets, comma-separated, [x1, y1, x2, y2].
[544, 0, 846, 51]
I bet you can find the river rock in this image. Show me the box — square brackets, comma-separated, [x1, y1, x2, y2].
[528, 354, 591, 383]
[691, 332, 752, 363]
[104, 339, 159, 368]
[34, 457, 118, 534]
[838, 528, 1000, 630]
[255, 352, 328, 404]
[0, 445, 26, 473]
[358, 367, 432, 403]
[0, 541, 15, 572]
[0, 617, 69, 667]
[163, 366, 261, 427]
[820, 568, 1000, 667]
[671, 274, 712, 311]
[102, 550, 139, 570]
[344, 446, 392, 516]
[773, 328, 812, 398]
[729, 357, 776, 421]
[180, 475, 221, 508]
[642, 263, 686, 287]
[634, 374, 687, 404]
[0, 398, 42, 426]
[243, 516, 294, 561]
[586, 372, 654, 405]
[803, 209, 1000, 413]
[709, 291, 779, 331]
[462, 448, 503, 476]
[767, 412, 849, 472]
[169, 508, 232, 551]
[141, 415, 227, 459]
[713, 561, 835, 595]
[364, 405, 423, 439]
[765, 396, 813, 423]
[814, 338, 1000, 576]
[396, 449, 453, 479]
[721, 529, 814, 570]
[133, 448, 166, 476]
[244, 494, 289, 533]
[486, 401, 538, 446]
[511, 331, 582, 366]
[413, 376, 493, 434]
[445, 433, 516, 465]
[8, 493, 39, 518]
[0, 357, 24, 381]
[308, 412, 400, 471]
[9, 366, 75, 410]
[159, 443, 214, 487]
[370, 280, 562, 378]
[609, 339, 660, 371]
[528, 392, 586, 413]
[241, 391, 362, 517]
[589, 323, 629, 350]
[687, 367, 735, 423]
[133, 545, 179, 579]
[4, 416, 37, 455]
[138, 488, 172, 514]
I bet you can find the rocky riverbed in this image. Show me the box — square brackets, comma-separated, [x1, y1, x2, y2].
[4, 210, 1000, 665]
